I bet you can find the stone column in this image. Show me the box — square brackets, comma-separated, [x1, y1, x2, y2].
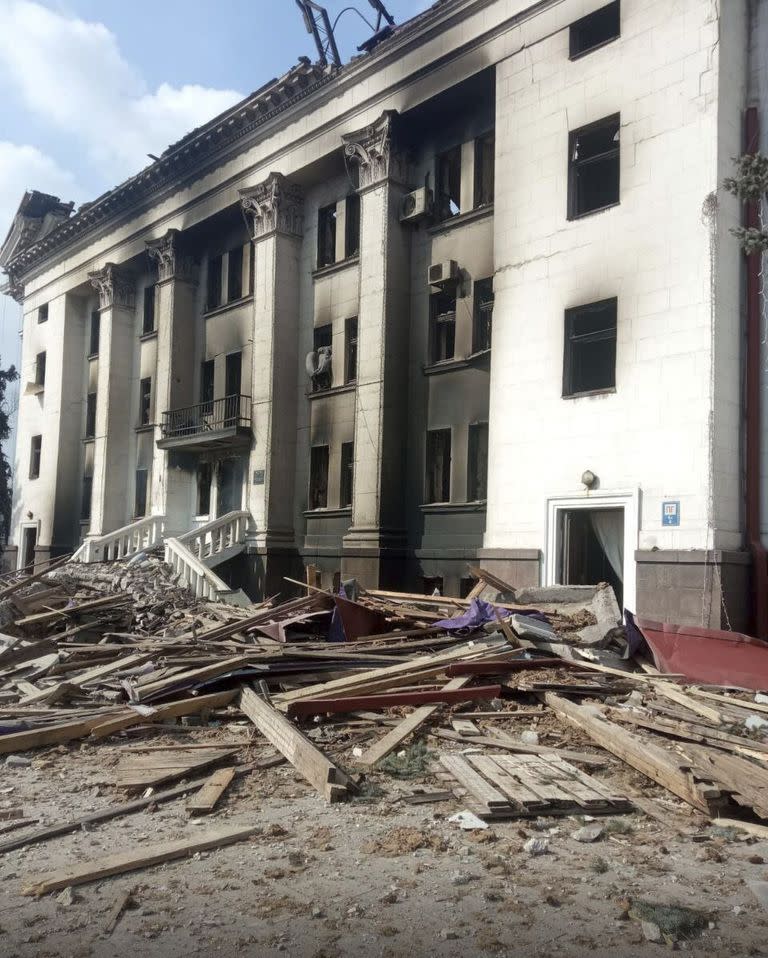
[340, 110, 411, 588]
[87, 264, 136, 535]
[239, 173, 304, 594]
[146, 230, 198, 535]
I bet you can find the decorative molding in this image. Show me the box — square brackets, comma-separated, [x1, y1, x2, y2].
[145, 228, 196, 282]
[88, 263, 135, 310]
[240, 173, 304, 240]
[6, 268, 24, 304]
[341, 109, 407, 188]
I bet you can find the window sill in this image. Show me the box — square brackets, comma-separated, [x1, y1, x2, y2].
[82, 436, 95, 444]
[303, 507, 353, 518]
[567, 201, 619, 222]
[562, 387, 616, 400]
[135, 423, 155, 433]
[428, 204, 494, 236]
[312, 256, 359, 280]
[139, 330, 157, 342]
[204, 294, 253, 319]
[87, 352, 99, 361]
[307, 382, 357, 400]
[423, 351, 492, 376]
[420, 501, 487, 514]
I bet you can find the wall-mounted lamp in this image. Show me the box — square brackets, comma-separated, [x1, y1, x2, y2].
[581, 470, 597, 490]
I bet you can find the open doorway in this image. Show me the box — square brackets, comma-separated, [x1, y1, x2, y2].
[20, 525, 37, 571]
[557, 507, 624, 608]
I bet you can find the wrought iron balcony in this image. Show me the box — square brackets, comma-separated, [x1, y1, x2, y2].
[157, 394, 252, 452]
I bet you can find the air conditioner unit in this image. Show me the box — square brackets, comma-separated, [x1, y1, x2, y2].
[428, 260, 459, 287]
[400, 187, 432, 224]
[305, 346, 332, 381]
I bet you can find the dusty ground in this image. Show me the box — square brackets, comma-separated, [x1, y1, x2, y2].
[2, 723, 768, 958]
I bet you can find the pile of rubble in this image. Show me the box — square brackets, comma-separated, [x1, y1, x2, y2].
[2, 556, 768, 931]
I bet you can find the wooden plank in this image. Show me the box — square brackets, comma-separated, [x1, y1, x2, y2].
[429, 728, 606, 767]
[286, 684, 501, 718]
[467, 755, 549, 811]
[187, 767, 236, 814]
[688, 688, 768, 716]
[356, 677, 470, 767]
[103, 887, 134, 935]
[239, 687, 349, 802]
[89, 689, 238, 740]
[712, 817, 768, 839]
[21, 824, 261, 896]
[439, 754, 511, 810]
[0, 712, 118, 755]
[113, 748, 238, 792]
[466, 565, 518, 596]
[451, 717, 482, 736]
[494, 608, 520, 648]
[544, 692, 725, 815]
[0, 553, 71, 599]
[654, 681, 724, 726]
[134, 656, 251, 701]
[18, 653, 152, 705]
[14, 593, 131, 627]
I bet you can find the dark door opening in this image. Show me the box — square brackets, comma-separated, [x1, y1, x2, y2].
[21, 526, 37, 571]
[558, 507, 623, 608]
[218, 458, 244, 516]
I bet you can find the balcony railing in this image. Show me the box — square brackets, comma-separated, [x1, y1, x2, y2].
[161, 394, 252, 440]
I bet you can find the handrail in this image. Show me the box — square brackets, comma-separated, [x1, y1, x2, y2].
[164, 537, 233, 601]
[177, 510, 250, 563]
[73, 515, 166, 563]
[161, 394, 252, 439]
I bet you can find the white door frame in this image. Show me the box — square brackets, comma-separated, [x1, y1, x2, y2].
[17, 520, 41, 570]
[544, 488, 640, 614]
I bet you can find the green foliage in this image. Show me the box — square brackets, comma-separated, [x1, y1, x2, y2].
[628, 900, 709, 941]
[724, 153, 768, 254]
[378, 740, 434, 779]
[0, 362, 17, 540]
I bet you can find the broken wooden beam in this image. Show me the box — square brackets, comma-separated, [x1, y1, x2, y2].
[239, 686, 349, 802]
[89, 689, 238, 740]
[287, 683, 501, 718]
[186, 767, 236, 815]
[21, 824, 261, 896]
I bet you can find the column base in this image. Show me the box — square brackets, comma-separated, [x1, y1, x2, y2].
[341, 526, 407, 590]
[475, 548, 542, 590]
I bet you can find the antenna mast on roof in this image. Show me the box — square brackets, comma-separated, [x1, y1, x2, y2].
[295, 1, 342, 66]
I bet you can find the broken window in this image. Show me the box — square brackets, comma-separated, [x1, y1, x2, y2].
[570, 1, 620, 59]
[425, 428, 451, 503]
[139, 377, 152, 426]
[197, 462, 212, 516]
[345, 317, 358, 384]
[474, 133, 495, 208]
[200, 360, 215, 416]
[206, 254, 222, 310]
[312, 325, 333, 392]
[227, 245, 244, 302]
[563, 297, 617, 396]
[317, 203, 337, 268]
[37, 303, 48, 324]
[29, 435, 41, 480]
[345, 194, 360, 258]
[134, 468, 148, 518]
[437, 145, 462, 220]
[422, 575, 444, 596]
[309, 445, 329, 510]
[35, 351, 46, 387]
[467, 422, 489, 501]
[568, 115, 620, 219]
[473, 278, 494, 352]
[85, 393, 97, 438]
[142, 284, 156, 335]
[430, 289, 456, 364]
[89, 310, 100, 356]
[340, 441, 354, 508]
[81, 476, 92, 522]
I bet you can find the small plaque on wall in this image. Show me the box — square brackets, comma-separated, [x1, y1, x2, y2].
[252, 470, 265, 485]
[662, 500, 680, 527]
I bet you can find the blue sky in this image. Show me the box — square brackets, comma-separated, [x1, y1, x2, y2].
[0, 0, 430, 392]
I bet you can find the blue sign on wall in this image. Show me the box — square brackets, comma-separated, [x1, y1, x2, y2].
[662, 500, 680, 527]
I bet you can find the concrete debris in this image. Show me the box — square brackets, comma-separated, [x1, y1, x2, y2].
[572, 823, 604, 843]
[448, 811, 488, 831]
[523, 837, 549, 856]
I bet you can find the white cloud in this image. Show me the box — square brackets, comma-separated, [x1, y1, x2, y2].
[0, 1, 243, 185]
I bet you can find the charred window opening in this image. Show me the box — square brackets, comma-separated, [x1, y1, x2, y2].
[35, 351, 46, 387]
[437, 145, 461, 220]
[224, 352, 242, 426]
[29, 435, 41, 480]
[85, 393, 97, 438]
[134, 468, 148, 518]
[248, 242, 255, 295]
[467, 421, 489, 501]
[200, 360, 214, 415]
[89, 310, 100, 356]
[568, 115, 620, 219]
[81, 476, 93, 522]
[317, 203, 337, 268]
[473, 277, 494, 352]
[37, 303, 48, 324]
[344, 194, 360, 258]
[206, 255, 222, 310]
[570, 2, 620, 60]
[345, 317, 358, 384]
[197, 462, 213, 516]
[227, 246, 244, 302]
[143, 284, 156, 335]
[563, 297, 617, 397]
[474, 132, 495, 208]
[309, 445, 329, 510]
[139, 377, 152, 426]
[425, 428, 451, 503]
[312, 325, 333, 392]
[430, 289, 456, 364]
[340, 441, 354, 508]
[422, 575, 444, 596]
[459, 576, 477, 599]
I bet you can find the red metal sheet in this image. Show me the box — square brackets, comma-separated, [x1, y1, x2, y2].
[332, 595, 390, 641]
[287, 684, 502, 717]
[635, 616, 768, 691]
